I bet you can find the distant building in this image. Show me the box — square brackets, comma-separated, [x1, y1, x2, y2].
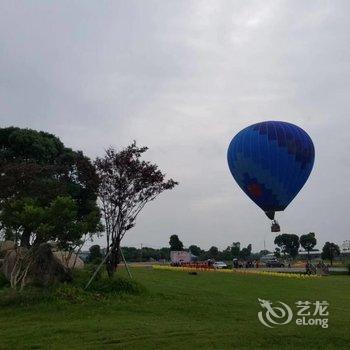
[260, 253, 276, 262]
[341, 240, 350, 252]
[298, 250, 321, 260]
[170, 251, 191, 264]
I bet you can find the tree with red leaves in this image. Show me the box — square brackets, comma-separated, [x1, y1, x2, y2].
[95, 142, 178, 277]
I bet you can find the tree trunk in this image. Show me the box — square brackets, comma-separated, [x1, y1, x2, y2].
[20, 229, 31, 248]
[33, 235, 45, 247]
[106, 239, 121, 278]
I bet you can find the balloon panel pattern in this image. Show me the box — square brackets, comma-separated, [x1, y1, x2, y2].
[227, 121, 315, 213]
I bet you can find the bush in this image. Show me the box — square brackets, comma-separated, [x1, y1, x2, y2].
[71, 267, 146, 295]
[55, 276, 146, 304]
[88, 276, 146, 295]
[54, 285, 94, 304]
[70, 266, 100, 287]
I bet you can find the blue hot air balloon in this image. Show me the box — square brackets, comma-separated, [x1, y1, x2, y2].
[227, 121, 315, 232]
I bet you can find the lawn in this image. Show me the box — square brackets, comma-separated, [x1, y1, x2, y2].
[0, 267, 349, 349]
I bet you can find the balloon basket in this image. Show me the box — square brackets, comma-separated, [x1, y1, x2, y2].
[271, 220, 280, 232]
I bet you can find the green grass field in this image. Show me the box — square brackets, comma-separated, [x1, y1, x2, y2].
[1, 267, 350, 349]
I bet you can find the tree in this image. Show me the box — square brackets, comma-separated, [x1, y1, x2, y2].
[0, 127, 101, 249]
[321, 242, 340, 266]
[189, 244, 202, 257]
[169, 234, 183, 251]
[208, 246, 219, 259]
[274, 247, 281, 259]
[221, 246, 233, 260]
[300, 232, 317, 261]
[95, 142, 178, 277]
[274, 234, 300, 259]
[238, 243, 252, 260]
[247, 244, 252, 254]
[88, 245, 102, 264]
[122, 247, 139, 262]
[159, 247, 171, 260]
[231, 242, 240, 258]
[259, 250, 270, 257]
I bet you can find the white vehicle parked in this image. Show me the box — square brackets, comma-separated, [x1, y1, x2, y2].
[213, 261, 227, 269]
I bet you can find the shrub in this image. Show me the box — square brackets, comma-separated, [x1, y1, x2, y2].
[88, 276, 146, 295]
[55, 276, 146, 304]
[54, 285, 92, 304]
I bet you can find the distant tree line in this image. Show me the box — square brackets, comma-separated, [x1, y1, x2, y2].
[84, 235, 264, 263]
[115, 244, 257, 262]
[83, 233, 341, 265]
[121, 246, 171, 262]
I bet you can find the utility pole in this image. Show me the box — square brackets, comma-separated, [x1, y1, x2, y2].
[140, 243, 143, 262]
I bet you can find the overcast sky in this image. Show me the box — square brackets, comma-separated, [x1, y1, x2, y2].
[1, 1, 349, 251]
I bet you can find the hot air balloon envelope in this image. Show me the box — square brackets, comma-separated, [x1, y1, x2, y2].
[227, 121, 315, 219]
